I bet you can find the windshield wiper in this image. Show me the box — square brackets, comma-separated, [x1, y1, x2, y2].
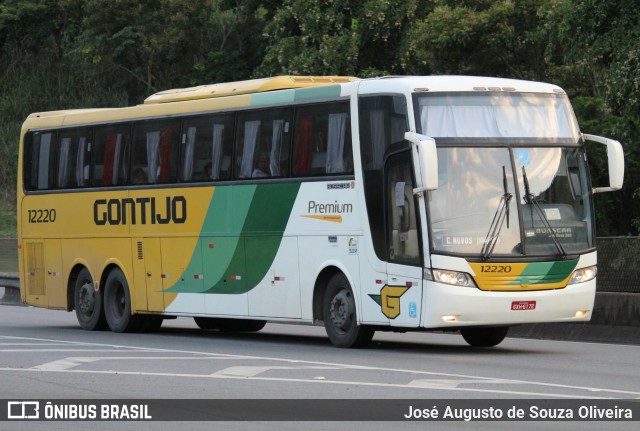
[521, 165, 567, 257]
[481, 166, 512, 260]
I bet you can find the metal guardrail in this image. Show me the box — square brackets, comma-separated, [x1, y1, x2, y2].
[596, 237, 640, 293]
[0, 272, 20, 304]
[0, 272, 19, 287]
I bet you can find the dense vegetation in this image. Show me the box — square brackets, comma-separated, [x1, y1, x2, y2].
[1, 0, 638, 236]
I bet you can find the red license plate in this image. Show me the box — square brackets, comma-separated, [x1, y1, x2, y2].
[511, 300, 536, 311]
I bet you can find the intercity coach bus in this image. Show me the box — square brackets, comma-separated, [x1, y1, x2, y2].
[17, 75, 624, 348]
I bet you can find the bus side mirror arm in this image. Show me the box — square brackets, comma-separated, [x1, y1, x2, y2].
[405, 132, 439, 193]
[583, 134, 625, 193]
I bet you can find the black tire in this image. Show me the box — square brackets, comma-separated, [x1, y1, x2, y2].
[103, 268, 144, 333]
[74, 268, 107, 330]
[194, 317, 266, 332]
[460, 326, 509, 347]
[322, 273, 374, 348]
[140, 315, 164, 333]
[194, 317, 218, 330]
[218, 319, 267, 332]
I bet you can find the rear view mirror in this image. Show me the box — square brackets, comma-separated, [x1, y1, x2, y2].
[583, 134, 624, 193]
[405, 132, 438, 193]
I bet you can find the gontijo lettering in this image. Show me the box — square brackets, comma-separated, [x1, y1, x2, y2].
[94, 196, 187, 225]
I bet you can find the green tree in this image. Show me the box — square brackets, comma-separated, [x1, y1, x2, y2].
[403, 0, 552, 80]
[548, 0, 640, 235]
[75, 0, 270, 102]
[257, 0, 425, 77]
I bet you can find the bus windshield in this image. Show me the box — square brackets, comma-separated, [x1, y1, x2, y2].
[428, 146, 593, 258]
[416, 92, 580, 140]
[416, 92, 592, 258]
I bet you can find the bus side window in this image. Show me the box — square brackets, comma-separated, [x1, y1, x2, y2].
[131, 120, 180, 184]
[235, 109, 292, 179]
[293, 101, 351, 176]
[91, 125, 128, 187]
[385, 151, 420, 266]
[183, 114, 234, 181]
[358, 95, 410, 261]
[25, 131, 56, 191]
[55, 128, 91, 189]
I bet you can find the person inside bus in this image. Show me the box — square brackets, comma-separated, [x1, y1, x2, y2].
[201, 162, 213, 180]
[132, 168, 148, 184]
[252, 153, 270, 178]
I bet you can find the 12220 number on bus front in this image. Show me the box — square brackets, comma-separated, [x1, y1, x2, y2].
[479, 265, 512, 273]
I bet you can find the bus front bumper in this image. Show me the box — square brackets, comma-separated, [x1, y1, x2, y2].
[420, 279, 596, 328]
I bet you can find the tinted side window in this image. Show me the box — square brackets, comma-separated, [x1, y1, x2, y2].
[131, 120, 180, 184]
[358, 95, 409, 260]
[181, 114, 234, 181]
[92, 124, 129, 187]
[24, 131, 56, 191]
[293, 102, 352, 176]
[55, 128, 92, 189]
[359, 95, 408, 170]
[235, 109, 292, 179]
[385, 151, 421, 265]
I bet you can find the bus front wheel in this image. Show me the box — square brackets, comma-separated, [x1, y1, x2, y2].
[322, 273, 374, 348]
[103, 268, 143, 333]
[460, 326, 509, 347]
[74, 268, 107, 331]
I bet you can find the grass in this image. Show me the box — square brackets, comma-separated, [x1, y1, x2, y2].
[0, 193, 17, 237]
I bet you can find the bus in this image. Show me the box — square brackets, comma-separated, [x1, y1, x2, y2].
[17, 75, 624, 348]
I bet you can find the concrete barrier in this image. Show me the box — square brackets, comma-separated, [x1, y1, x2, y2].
[0, 272, 20, 305]
[508, 292, 640, 345]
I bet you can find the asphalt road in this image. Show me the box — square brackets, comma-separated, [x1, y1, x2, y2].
[1, 304, 638, 431]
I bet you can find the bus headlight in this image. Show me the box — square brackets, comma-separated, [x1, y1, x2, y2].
[432, 269, 477, 287]
[568, 265, 597, 285]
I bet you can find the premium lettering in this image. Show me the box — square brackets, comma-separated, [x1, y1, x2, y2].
[307, 200, 353, 214]
[94, 196, 187, 225]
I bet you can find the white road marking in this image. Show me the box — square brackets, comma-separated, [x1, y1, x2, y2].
[212, 366, 340, 377]
[2, 334, 640, 399]
[33, 356, 240, 371]
[0, 366, 630, 399]
[0, 343, 71, 346]
[408, 379, 510, 389]
[0, 349, 142, 352]
[32, 357, 100, 371]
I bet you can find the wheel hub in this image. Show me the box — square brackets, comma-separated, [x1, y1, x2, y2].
[330, 290, 351, 331]
[79, 283, 94, 314]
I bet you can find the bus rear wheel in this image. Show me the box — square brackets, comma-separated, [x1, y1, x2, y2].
[74, 268, 106, 331]
[103, 268, 144, 333]
[323, 273, 374, 348]
[460, 326, 509, 347]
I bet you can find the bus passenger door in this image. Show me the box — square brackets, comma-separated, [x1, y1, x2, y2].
[384, 150, 423, 327]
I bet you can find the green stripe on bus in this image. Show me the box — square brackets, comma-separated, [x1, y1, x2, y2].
[203, 182, 300, 294]
[165, 186, 256, 293]
[294, 85, 342, 101]
[167, 183, 301, 294]
[251, 90, 295, 106]
[250, 85, 343, 106]
[508, 259, 578, 285]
